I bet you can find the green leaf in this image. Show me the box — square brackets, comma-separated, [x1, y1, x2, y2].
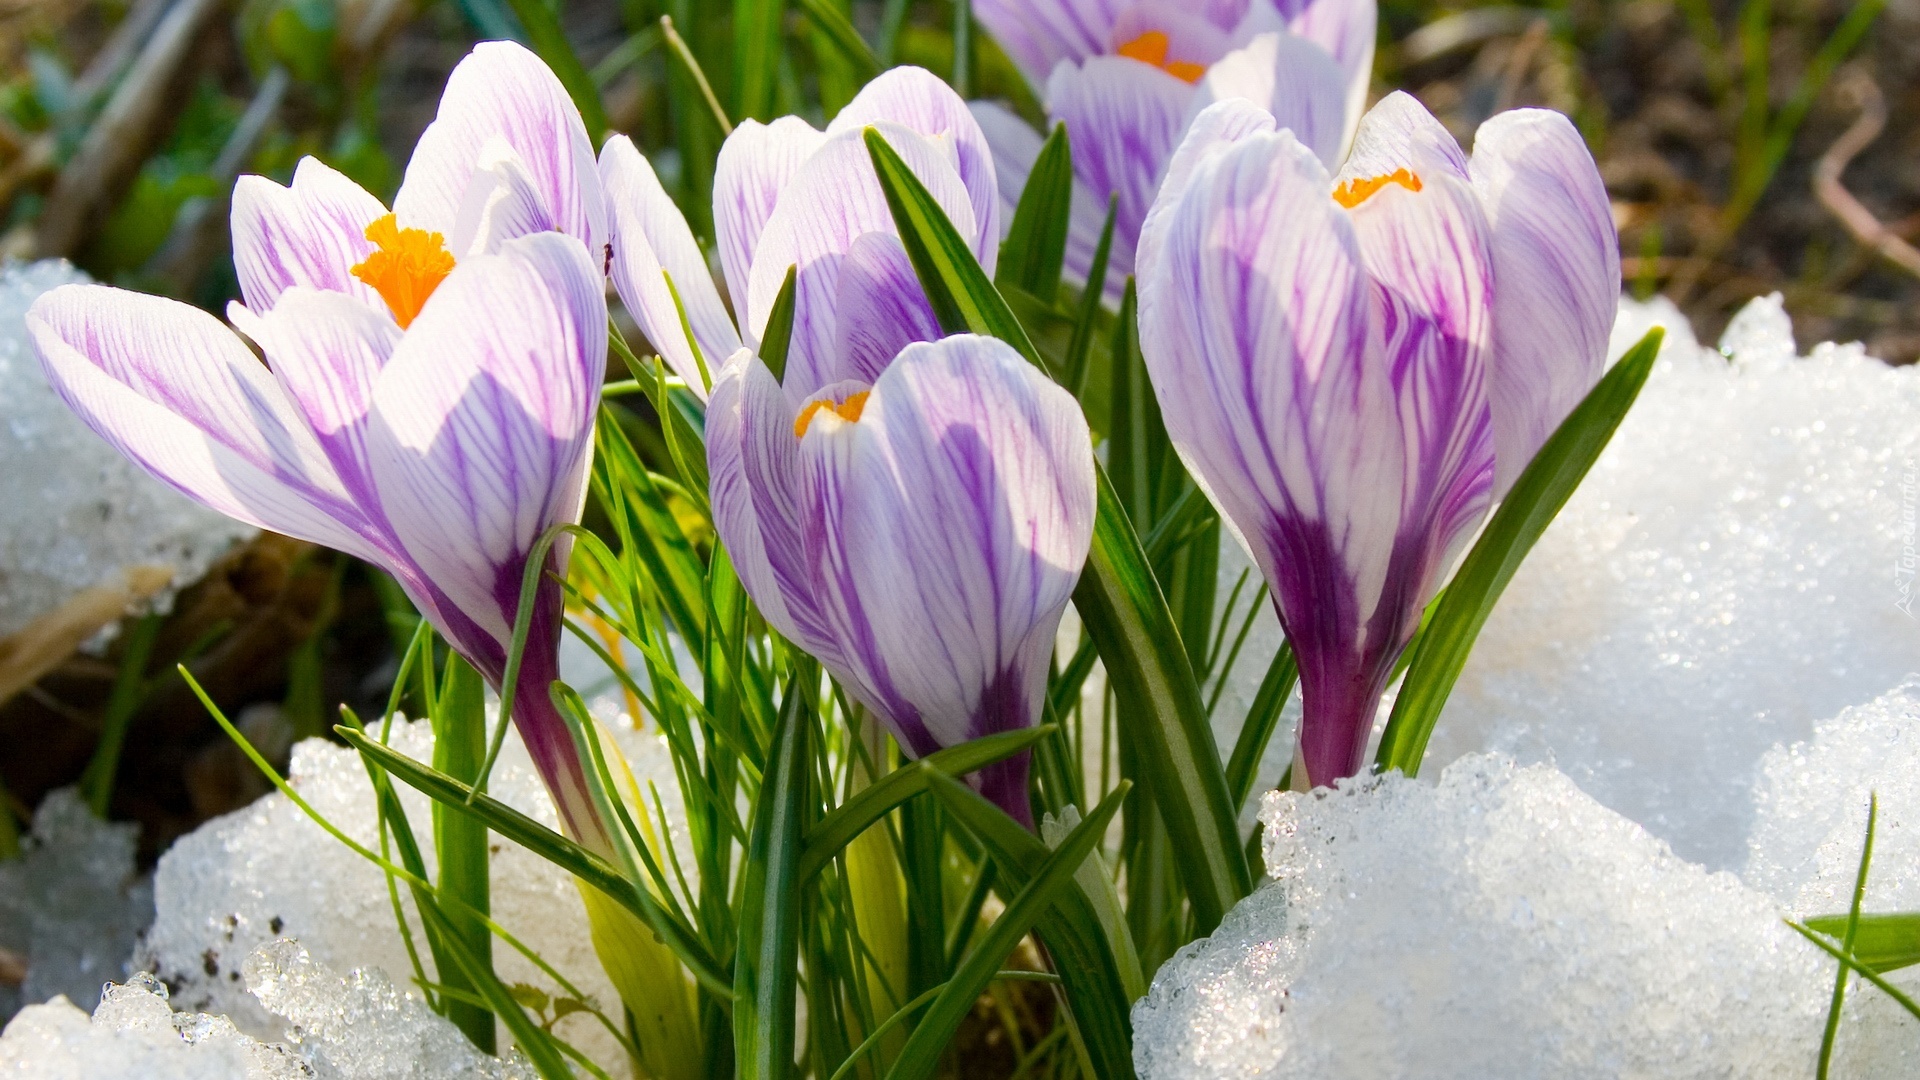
[594, 410, 709, 649]
[1374, 328, 1664, 777]
[413, 890, 577, 1080]
[428, 654, 495, 1053]
[499, 0, 609, 142]
[1803, 912, 1920, 974]
[995, 122, 1072, 300]
[759, 264, 800, 384]
[1074, 470, 1251, 934]
[735, 680, 812, 1080]
[925, 770, 1139, 1080]
[334, 725, 732, 999]
[888, 779, 1130, 1080]
[1787, 920, 1920, 1022]
[1063, 194, 1118, 399]
[792, 0, 880, 80]
[1817, 792, 1877, 1078]
[1225, 642, 1297, 812]
[862, 127, 1045, 373]
[797, 725, 1054, 883]
[865, 121, 1246, 932]
[733, 0, 785, 122]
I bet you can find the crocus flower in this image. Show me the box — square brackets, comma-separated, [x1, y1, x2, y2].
[599, 65, 998, 402]
[707, 334, 1096, 825]
[1135, 93, 1618, 787]
[30, 39, 621, 845]
[970, 0, 1375, 297]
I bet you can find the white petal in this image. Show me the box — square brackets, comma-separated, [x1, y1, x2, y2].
[230, 157, 387, 313]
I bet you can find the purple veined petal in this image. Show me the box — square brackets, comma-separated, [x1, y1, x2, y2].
[1189, 31, 1351, 167]
[1245, 0, 1376, 148]
[713, 115, 830, 342]
[448, 138, 557, 259]
[26, 284, 390, 566]
[235, 287, 402, 512]
[1337, 90, 1472, 186]
[1150, 98, 1276, 219]
[366, 231, 607, 652]
[230, 156, 388, 314]
[1469, 108, 1620, 498]
[392, 41, 605, 254]
[973, 0, 1130, 90]
[707, 348, 804, 646]
[1136, 125, 1411, 786]
[745, 122, 976, 399]
[1044, 55, 1192, 283]
[828, 67, 1001, 266]
[832, 232, 942, 383]
[969, 100, 1118, 300]
[601, 135, 741, 399]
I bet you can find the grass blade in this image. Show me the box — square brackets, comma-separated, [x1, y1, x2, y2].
[735, 680, 812, 1080]
[1802, 912, 1920, 975]
[733, 0, 785, 122]
[996, 122, 1072, 300]
[759, 264, 799, 384]
[430, 654, 495, 1053]
[1788, 922, 1920, 1022]
[887, 779, 1130, 1080]
[413, 890, 577, 1080]
[797, 726, 1054, 883]
[334, 724, 732, 999]
[1374, 328, 1664, 776]
[1225, 643, 1297, 812]
[1817, 793, 1878, 1078]
[793, 0, 880, 81]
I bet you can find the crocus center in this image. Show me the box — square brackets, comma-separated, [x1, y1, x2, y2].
[1332, 169, 1424, 208]
[350, 213, 455, 329]
[793, 391, 871, 437]
[1116, 30, 1206, 83]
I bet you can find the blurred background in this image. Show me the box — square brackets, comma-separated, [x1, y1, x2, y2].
[0, 0, 1912, 1036]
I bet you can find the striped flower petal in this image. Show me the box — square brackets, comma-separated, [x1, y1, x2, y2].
[713, 115, 829, 337]
[230, 156, 387, 313]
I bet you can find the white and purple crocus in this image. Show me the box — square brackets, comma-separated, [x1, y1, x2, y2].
[601, 68, 1097, 825]
[26, 42, 622, 850]
[971, 0, 1375, 297]
[1136, 93, 1619, 788]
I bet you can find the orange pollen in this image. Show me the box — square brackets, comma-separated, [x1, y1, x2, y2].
[350, 213, 455, 328]
[793, 391, 871, 437]
[1332, 169, 1424, 208]
[1116, 30, 1206, 84]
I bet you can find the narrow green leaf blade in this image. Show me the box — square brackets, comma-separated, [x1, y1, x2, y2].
[759, 264, 800, 384]
[733, 0, 785, 122]
[735, 683, 812, 1080]
[1074, 469, 1250, 933]
[862, 127, 1046, 373]
[1225, 643, 1297, 812]
[334, 725, 732, 998]
[995, 122, 1073, 300]
[412, 890, 577, 1080]
[888, 780, 1130, 1080]
[1375, 328, 1664, 776]
[792, 0, 880, 79]
[1804, 912, 1920, 974]
[797, 725, 1052, 883]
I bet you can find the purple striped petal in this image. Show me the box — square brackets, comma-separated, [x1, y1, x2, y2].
[26, 285, 389, 565]
[1189, 31, 1351, 166]
[447, 139, 556, 259]
[1044, 56, 1192, 284]
[713, 116, 829, 339]
[230, 157, 387, 313]
[366, 232, 606, 652]
[1138, 110, 1494, 787]
[1337, 89, 1471, 183]
[1110, 2, 1240, 66]
[392, 41, 605, 254]
[833, 232, 941, 381]
[828, 66, 1001, 267]
[973, 0, 1130, 87]
[744, 122, 976, 399]
[1470, 108, 1619, 497]
[1247, 0, 1376, 143]
[707, 348, 803, 645]
[601, 134, 741, 399]
[235, 288, 401, 511]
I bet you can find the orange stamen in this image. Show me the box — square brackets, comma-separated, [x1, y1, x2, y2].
[793, 391, 871, 437]
[1332, 169, 1424, 208]
[350, 213, 455, 329]
[1117, 30, 1206, 84]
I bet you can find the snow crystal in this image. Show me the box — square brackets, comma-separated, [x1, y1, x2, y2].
[0, 787, 152, 1019]
[140, 705, 683, 1071]
[1420, 293, 1920, 868]
[0, 260, 254, 644]
[0, 969, 305, 1079]
[1131, 754, 1834, 1080]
